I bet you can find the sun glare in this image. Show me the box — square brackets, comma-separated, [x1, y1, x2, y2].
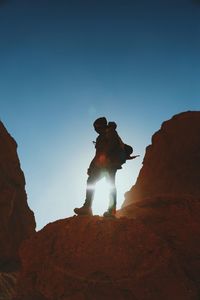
[89, 165, 140, 216]
[92, 178, 112, 215]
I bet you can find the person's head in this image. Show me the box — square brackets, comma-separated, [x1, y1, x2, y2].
[93, 117, 107, 134]
[108, 121, 117, 130]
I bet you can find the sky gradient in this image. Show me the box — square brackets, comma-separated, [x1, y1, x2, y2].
[0, 0, 199, 229]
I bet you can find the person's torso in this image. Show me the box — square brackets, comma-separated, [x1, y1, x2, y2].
[94, 130, 124, 168]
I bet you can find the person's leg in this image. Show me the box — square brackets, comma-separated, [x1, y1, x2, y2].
[74, 168, 103, 215]
[104, 169, 117, 216]
[84, 169, 103, 207]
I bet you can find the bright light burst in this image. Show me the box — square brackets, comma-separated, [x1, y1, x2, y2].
[92, 178, 112, 215]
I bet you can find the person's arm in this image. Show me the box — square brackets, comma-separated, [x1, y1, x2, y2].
[87, 158, 96, 175]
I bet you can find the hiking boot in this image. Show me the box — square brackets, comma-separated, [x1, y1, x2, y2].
[74, 205, 93, 216]
[103, 210, 116, 218]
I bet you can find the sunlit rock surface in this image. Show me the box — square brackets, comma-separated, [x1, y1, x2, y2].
[123, 111, 200, 207]
[0, 121, 36, 268]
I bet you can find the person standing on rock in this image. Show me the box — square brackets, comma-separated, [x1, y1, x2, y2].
[74, 117, 139, 218]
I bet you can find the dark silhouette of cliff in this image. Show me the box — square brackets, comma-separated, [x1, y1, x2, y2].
[0, 121, 36, 268]
[0, 121, 35, 299]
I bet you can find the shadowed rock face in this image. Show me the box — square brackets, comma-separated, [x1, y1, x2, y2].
[0, 121, 35, 270]
[123, 111, 200, 207]
[118, 194, 200, 296]
[116, 111, 200, 299]
[0, 272, 18, 300]
[15, 216, 197, 300]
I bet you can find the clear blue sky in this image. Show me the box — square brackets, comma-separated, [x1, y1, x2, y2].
[0, 0, 199, 229]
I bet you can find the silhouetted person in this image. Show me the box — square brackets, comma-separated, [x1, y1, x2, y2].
[74, 117, 138, 218]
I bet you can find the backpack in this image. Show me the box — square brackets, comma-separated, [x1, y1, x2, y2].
[119, 143, 134, 165]
[105, 125, 136, 167]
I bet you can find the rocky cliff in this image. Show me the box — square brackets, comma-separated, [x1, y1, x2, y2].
[14, 111, 200, 300]
[14, 216, 198, 300]
[0, 121, 36, 269]
[123, 111, 200, 207]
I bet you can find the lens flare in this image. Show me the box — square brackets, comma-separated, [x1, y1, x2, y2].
[92, 178, 113, 215]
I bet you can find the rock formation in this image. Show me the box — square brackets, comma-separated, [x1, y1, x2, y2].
[116, 111, 200, 298]
[123, 111, 200, 207]
[14, 111, 200, 300]
[0, 121, 36, 269]
[14, 216, 198, 300]
[0, 272, 18, 300]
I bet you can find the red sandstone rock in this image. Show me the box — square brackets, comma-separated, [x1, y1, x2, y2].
[118, 195, 200, 295]
[15, 216, 197, 300]
[0, 271, 18, 299]
[0, 121, 35, 268]
[117, 111, 200, 298]
[123, 111, 200, 207]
